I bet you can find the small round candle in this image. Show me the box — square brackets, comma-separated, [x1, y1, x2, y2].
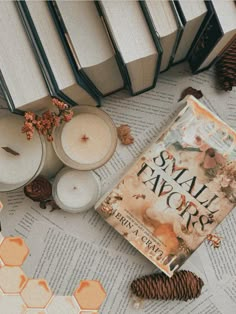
[53, 106, 117, 170]
[0, 111, 45, 191]
[52, 167, 101, 213]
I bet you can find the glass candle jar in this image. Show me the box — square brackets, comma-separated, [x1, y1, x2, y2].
[52, 167, 101, 213]
[52, 106, 117, 170]
[0, 110, 46, 191]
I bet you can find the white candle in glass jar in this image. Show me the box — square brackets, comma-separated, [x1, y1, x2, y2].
[52, 167, 101, 213]
[53, 106, 117, 170]
[0, 111, 45, 191]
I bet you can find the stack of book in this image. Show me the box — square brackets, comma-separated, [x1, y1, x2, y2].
[0, 0, 235, 113]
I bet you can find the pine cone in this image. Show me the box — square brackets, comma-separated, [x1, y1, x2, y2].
[216, 38, 236, 91]
[24, 176, 52, 202]
[131, 270, 204, 301]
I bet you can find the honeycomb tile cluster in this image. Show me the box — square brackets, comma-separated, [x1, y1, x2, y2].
[0, 233, 106, 313]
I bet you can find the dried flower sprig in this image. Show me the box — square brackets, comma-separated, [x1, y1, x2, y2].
[22, 98, 74, 142]
[206, 234, 222, 249]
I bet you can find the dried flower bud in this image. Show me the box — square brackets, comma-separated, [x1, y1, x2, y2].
[52, 98, 69, 110]
[117, 124, 134, 145]
[24, 112, 36, 121]
[24, 176, 52, 202]
[63, 110, 74, 122]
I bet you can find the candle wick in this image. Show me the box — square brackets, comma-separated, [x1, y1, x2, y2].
[1, 147, 20, 156]
[81, 134, 89, 142]
[73, 186, 77, 190]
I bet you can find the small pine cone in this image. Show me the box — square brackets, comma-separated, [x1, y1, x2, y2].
[131, 270, 204, 301]
[24, 176, 52, 202]
[216, 38, 236, 91]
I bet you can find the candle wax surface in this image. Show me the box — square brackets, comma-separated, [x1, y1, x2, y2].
[61, 113, 112, 165]
[0, 115, 43, 185]
[56, 169, 99, 210]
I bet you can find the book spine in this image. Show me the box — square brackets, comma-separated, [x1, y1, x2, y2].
[169, 0, 184, 65]
[188, 1, 223, 73]
[94, 1, 132, 94]
[138, 1, 163, 80]
[186, 0, 213, 61]
[173, 0, 187, 26]
[16, 2, 55, 96]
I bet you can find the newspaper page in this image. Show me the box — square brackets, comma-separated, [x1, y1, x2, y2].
[0, 62, 236, 313]
[21, 221, 227, 314]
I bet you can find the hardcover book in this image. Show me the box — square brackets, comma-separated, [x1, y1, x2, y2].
[47, 1, 101, 105]
[47, 0, 124, 98]
[172, 0, 208, 64]
[95, 0, 162, 96]
[16, 1, 99, 107]
[96, 96, 236, 277]
[140, 0, 183, 72]
[0, 1, 52, 113]
[188, 0, 236, 74]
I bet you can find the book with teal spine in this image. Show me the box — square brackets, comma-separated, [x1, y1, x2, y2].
[17, 1, 100, 107]
[95, 0, 163, 96]
[188, 0, 236, 74]
[140, 0, 183, 72]
[48, 0, 124, 99]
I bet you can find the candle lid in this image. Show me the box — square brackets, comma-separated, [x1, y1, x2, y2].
[0, 109, 46, 192]
[52, 106, 117, 170]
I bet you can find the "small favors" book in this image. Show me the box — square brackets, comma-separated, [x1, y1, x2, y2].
[96, 96, 236, 277]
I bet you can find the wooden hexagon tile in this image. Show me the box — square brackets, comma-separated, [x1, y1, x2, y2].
[74, 280, 106, 311]
[0, 230, 106, 313]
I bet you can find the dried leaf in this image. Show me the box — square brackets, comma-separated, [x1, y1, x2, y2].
[179, 87, 203, 101]
[117, 124, 134, 145]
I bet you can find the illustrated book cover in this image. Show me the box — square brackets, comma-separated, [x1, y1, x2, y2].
[96, 96, 236, 277]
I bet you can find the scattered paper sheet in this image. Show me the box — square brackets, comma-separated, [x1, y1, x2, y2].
[1, 62, 236, 313]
